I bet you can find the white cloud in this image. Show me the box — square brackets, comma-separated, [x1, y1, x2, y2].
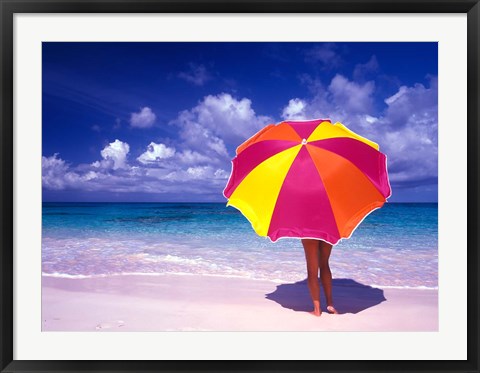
[165, 166, 229, 182]
[328, 74, 375, 114]
[130, 107, 156, 128]
[178, 64, 211, 86]
[179, 121, 229, 158]
[187, 166, 210, 179]
[137, 142, 176, 165]
[177, 149, 215, 165]
[385, 86, 409, 105]
[98, 139, 130, 170]
[376, 78, 438, 187]
[42, 154, 108, 192]
[42, 153, 69, 190]
[281, 74, 376, 123]
[282, 98, 307, 120]
[174, 93, 273, 156]
[83, 171, 99, 181]
[42, 145, 229, 198]
[214, 169, 229, 179]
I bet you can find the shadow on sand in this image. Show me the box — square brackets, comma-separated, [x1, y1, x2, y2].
[265, 278, 386, 314]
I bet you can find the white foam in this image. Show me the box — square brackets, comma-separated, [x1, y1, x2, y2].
[41, 270, 285, 283]
[42, 272, 93, 279]
[42, 272, 438, 290]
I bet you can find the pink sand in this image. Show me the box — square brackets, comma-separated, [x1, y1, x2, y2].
[42, 274, 437, 332]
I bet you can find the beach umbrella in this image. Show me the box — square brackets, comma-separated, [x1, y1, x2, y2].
[223, 119, 391, 244]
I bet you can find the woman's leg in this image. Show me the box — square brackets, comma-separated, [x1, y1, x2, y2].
[302, 239, 321, 316]
[319, 240, 338, 314]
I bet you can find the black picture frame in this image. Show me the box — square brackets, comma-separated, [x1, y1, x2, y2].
[1, 0, 479, 372]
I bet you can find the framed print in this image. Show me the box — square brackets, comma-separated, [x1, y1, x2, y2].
[1, 0, 479, 372]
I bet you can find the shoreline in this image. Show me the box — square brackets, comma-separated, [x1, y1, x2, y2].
[42, 273, 438, 332]
[41, 271, 438, 290]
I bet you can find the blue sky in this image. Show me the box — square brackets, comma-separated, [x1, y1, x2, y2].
[42, 42, 438, 202]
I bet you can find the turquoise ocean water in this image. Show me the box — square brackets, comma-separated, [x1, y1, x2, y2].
[42, 202, 438, 289]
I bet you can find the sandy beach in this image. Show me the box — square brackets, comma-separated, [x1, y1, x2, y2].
[42, 274, 438, 332]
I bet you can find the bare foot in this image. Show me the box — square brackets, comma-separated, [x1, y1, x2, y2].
[326, 305, 338, 314]
[309, 300, 322, 316]
[309, 307, 322, 317]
